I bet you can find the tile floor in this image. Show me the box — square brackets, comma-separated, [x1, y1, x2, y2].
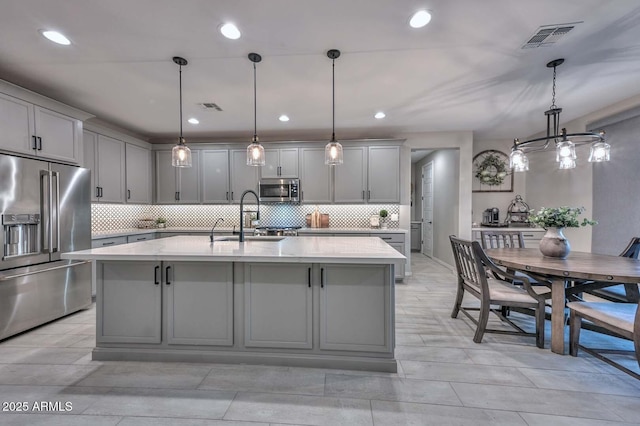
[0, 254, 638, 425]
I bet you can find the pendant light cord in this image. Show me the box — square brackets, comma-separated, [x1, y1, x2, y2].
[253, 61, 258, 142]
[550, 65, 557, 110]
[331, 58, 336, 142]
[179, 64, 184, 142]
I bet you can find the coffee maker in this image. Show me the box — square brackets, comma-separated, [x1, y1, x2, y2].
[482, 208, 500, 225]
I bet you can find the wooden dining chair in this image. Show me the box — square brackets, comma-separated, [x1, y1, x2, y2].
[568, 299, 639, 378]
[582, 237, 640, 303]
[479, 230, 525, 249]
[449, 235, 546, 348]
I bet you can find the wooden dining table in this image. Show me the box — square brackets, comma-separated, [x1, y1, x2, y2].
[485, 248, 640, 354]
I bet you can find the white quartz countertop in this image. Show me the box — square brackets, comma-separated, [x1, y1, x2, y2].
[65, 236, 406, 264]
[92, 227, 407, 239]
[471, 226, 544, 232]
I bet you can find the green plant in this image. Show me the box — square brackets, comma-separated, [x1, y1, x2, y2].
[529, 207, 597, 229]
[156, 217, 167, 224]
[379, 209, 388, 218]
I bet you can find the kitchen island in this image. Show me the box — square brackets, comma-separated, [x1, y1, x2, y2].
[62, 236, 404, 372]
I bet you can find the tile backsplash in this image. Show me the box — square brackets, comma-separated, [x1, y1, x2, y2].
[91, 204, 400, 232]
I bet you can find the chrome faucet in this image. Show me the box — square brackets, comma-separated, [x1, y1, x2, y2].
[209, 217, 225, 243]
[239, 189, 260, 243]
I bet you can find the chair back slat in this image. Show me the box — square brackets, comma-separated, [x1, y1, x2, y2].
[479, 230, 525, 249]
[450, 235, 488, 294]
[620, 237, 640, 259]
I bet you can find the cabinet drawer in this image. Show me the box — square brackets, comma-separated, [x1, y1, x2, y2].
[371, 233, 404, 244]
[92, 236, 127, 248]
[127, 234, 155, 243]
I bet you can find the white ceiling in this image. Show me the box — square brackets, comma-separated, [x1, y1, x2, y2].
[1, 0, 640, 143]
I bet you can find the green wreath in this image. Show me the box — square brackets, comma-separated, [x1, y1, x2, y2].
[474, 153, 509, 186]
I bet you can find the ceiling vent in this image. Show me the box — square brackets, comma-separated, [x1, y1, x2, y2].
[199, 102, 223, 111]
[521, 22, 581, 49]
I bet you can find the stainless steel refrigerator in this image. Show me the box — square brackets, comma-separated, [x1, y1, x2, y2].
[0, 152, 92, 340]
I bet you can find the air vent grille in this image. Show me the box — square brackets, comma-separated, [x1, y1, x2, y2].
[200, 102, 223, 111]
[522, 22, 581, 49]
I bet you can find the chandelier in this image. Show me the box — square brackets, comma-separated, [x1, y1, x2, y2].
[509, 59, 610, 172]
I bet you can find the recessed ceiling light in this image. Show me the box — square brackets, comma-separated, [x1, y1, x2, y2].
[40, 30, 71, 45]
[374, 112, 386, 119]
[279, 115, 290, 122]
[220, 23, 241, 40]
[188, 118, 199, 124]
[409, 10, 432, 28]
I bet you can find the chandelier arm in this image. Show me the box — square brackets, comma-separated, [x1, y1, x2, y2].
[515, 132, 605, 153]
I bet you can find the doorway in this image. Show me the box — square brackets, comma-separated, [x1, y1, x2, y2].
[422, 162, 433, 258]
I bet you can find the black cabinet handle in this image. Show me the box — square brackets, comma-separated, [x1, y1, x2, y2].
[100, 187, 103, 198]
[362, 190, 365, 200]
[37, 136, 42, 150]
[231, 191, 234, 200]
[96, 187, 100, 198]
[278, 166, 282, 176]
[175, 191, 180, 201]
[102, 241, 115, 246]
[154, 265, 160, 285]
[32, 135, 38, 150]
[367, 190, 371, 200]
[320, 267, 324, 289]
[165, 265, 171, 285]
[127, 189, 131, 200]
[136, 237, 145, 241]
[308, 267, 311, 288]
[226, 191, 229, 200]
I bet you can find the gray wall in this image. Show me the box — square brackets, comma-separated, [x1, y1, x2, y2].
[415, 149, 460, 266]
[591, 113, 640, 255]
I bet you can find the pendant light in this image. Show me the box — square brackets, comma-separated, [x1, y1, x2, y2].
[171, 56, 192, 167]
[246, 52, 265, 166]
[325, 49, 343, 165]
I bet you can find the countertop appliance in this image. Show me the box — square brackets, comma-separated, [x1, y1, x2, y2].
[482, 207, 501, 226]
[258, 178, 300, 203]
[0, 153, 92, 341]
[254, 226, 301, 236]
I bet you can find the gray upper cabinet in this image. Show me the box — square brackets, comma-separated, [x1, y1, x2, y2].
[84, 132, 126, 203]
[0, 93, 80, 164]
[334, 146, 367, 203]
[155, 150, 201, 203]
[261, 148, 299, 178]
[201, 150, 230, 203]
[299, 147, 332, 203]
[368, 146, 400, 203]
[230, 149, 258, 203]
[126, 143, 152, 204]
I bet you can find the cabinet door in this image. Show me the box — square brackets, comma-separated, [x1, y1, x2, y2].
[261, 149, 280, 178]
[83, 130, 99, 202]
[96, 135, 125, 203]
[389, 242, 405, 279]
[34, 106, 80, 163]
[368, 146, 399, 203]
[299, 148, 331, 203]
[126, 144, 151, 204]
[176, 150, 200, 203]
[98, 261, 161, 344]
[165, 262, 233, 346]
[279, 148, 299, 178]
[230, 149, 258, 203]
[244, 263, 313, 349]
[0, 92, 35, 156]
[202, 150, 230, 203]
[319, 264, 392, 352]
[155, 151, 178, 203]
[334, 147, 367, 203]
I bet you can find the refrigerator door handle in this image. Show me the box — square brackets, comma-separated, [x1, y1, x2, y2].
[40, 170, 53, 253]
[52, 171, 60, 253]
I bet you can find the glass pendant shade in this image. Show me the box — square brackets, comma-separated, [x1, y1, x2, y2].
[172, 138, 192, 167]
[588, 141, 611, 162]
[556, 140, 576, 162]
[246, 140, 265, 166]
[325, 140, 343, 165]
[509, 148, 529, 172]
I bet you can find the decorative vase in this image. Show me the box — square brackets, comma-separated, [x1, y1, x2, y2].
[381, 218, 388, 229]
[539, 227, 570, 259]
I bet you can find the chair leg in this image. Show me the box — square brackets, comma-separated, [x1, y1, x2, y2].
[473, 301, 490, 343]
[569, 309, 581, 357]
[634, 335, 640, 369]
[451, 281, 464, 319]
[535, 302, 545, 349]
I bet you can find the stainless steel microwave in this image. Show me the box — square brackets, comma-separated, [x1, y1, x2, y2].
[259, 178, 300, 203]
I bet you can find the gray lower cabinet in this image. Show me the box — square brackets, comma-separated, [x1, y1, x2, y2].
[165, 262, 233, 346]
[92, 236, 128, 248]
[371, 233, 405, 280]
[127, 234, 155, 243]
[244, 263, 313, 349]
[98, 261, 162, 344]
[319, 264, 392, 352]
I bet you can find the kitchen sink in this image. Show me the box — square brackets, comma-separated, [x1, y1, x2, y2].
[215, 236, 286, 242]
